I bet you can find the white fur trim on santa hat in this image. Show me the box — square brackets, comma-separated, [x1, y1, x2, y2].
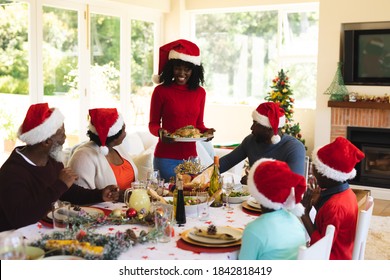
[311, 146, 357, 182]
[88, 114, 124, 137]
[169, 49, 201, 66]
[18, 108, 64, 145]
[252, 110, 286, 128]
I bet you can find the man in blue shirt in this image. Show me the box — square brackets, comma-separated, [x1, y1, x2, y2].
[219, 102, 306, 183]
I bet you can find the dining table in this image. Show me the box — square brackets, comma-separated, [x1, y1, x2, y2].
[13, 199, 261, 260]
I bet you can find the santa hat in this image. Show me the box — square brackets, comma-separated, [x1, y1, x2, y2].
[252, 102, 286, 144]
[247, 158, 307, 216]
[312, 137, 365, 182]
[88, 108, 124, 155]
[17, 103, 64, 145]
[152, 39, 201, 84]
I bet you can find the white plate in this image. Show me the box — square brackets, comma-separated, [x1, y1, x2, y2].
[247, 197, 261, 209]
[188, 226, 242, 244]
[47, 207, 104, 220]
[172, 137, 207, 142]
[43, 255, 84, 260]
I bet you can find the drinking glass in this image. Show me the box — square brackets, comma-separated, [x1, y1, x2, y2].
[154, 202, 173, 243]
[196, 191, 210, 221]
[146, 169, 160, 192]
[0, 232, 26, 260]
[222, 174, 234, 211]
[52, 200, 71, 231]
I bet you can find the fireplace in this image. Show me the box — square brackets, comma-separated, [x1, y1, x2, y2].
[347, 127, 390, 189]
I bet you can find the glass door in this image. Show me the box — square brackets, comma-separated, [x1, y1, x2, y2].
[42, 4, 81, 148]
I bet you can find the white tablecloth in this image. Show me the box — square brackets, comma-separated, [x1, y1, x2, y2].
[14, 201, 259, 260]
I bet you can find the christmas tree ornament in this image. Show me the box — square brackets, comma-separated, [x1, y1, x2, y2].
[323, 62, 349, 101]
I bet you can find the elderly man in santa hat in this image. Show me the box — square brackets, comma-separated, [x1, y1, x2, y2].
[239, 158, 307, 260]
[0, 103, 119, 231]
[219, 101, 306, 183]
[301, 137, 365, 260]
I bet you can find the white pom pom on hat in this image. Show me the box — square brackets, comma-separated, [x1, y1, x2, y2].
[252, 102, 286, 144]
[88, 108, 124, 155]
[247, 158, 307, 216]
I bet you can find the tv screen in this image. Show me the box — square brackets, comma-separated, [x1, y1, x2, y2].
[342, 25, 390, 86]
[357, 31, 390, 79]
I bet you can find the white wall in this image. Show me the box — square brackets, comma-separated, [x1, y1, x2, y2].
[314, 0, 390, 148]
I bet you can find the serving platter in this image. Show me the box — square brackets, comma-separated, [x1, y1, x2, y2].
[187, 226, 242, 245]
[181, 227, 242, 248]
[47, 206, 105, 220]
[170, 137, 208, 142]
[43, 255, 84, 260]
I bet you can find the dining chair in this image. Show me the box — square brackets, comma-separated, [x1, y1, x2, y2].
[352, 195, 374, 260]
[297, 224, 335, 260]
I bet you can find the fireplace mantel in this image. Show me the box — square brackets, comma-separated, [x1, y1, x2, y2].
[328, 101, 390, 110]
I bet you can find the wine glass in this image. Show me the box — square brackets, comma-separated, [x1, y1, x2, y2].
[0, 232, 26, 260]
[146, 169, 160, 191]
[222, 174, 234, 211]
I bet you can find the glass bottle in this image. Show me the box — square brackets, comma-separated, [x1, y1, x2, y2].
[175, 176, 186, 225]
[208, 156, 223, 207]
[172, 183, 178, 218]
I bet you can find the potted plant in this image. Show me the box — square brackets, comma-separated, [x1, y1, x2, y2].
[0, 110, 17, 152]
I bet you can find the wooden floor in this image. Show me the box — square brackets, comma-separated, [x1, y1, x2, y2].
[373, 198, 390, 217]
[353, 189, 390, 217]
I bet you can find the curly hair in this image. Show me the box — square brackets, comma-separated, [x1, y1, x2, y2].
[87, 128, 123, 147]
[159, 59, 205, 90]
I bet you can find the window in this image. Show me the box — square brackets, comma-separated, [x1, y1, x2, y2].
[191, 3, 319, 108]
[0, 0, 160, 152]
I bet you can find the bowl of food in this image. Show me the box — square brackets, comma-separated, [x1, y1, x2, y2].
[223, 184, 251, 204]
[165, 195, 212, 217]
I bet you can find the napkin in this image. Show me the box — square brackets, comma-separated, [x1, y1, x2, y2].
[193, 228, 236, 240]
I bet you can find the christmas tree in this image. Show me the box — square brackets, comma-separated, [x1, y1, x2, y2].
[265, 69, 306, 149]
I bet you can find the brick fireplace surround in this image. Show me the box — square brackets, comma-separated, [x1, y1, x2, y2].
[328, 101, 390, 199]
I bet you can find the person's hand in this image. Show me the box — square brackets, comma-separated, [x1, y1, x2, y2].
[301, 175, 321, 215]
[59, 167, 79, 188]
[204, 128, 216, 142]
[102, 185, 120, 202]
[159, 129, 175, 143]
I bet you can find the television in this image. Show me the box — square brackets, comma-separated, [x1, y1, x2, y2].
[341, 22, 390, 86]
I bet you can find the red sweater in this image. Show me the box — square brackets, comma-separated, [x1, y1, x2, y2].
[310, 188, 358, 260]
[149, 83, 209, 160]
